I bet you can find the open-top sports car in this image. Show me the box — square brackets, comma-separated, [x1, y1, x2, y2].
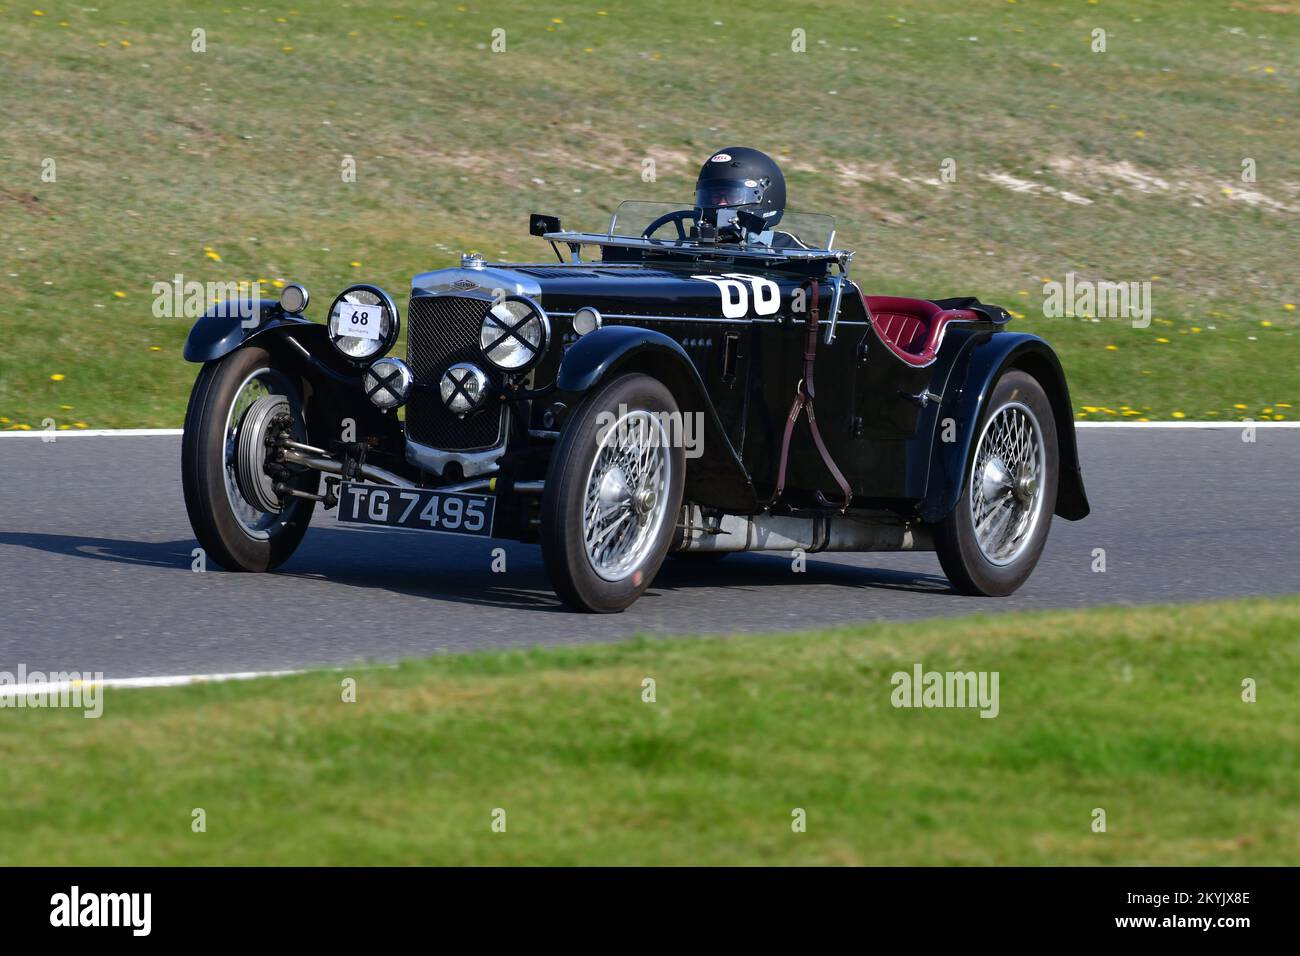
[182, 147, 1088, 612]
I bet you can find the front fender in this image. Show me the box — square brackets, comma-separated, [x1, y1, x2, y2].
[922, 331, 1090, 523]
[556, 326, 758, 511]
[183, 299, 316, 363]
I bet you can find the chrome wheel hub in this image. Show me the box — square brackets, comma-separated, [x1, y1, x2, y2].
[1014, 472, 1038, 504]
[634, 488, 657, 516]
[223, 368, 305, 540]
[969, 401, 1046, 566]
[582, 410, 672, 582]
[979, 456, 1011, 502]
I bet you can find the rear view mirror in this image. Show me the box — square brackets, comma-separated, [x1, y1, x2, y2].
[529, 213, 562, 237]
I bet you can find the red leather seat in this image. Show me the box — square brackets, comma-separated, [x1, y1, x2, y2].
[864, 295, 977, 367]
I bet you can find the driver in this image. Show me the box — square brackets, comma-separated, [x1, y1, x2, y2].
[693, 147, 807, 248]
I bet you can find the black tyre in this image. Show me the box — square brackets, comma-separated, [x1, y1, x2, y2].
[934, 369, 1058, 596]
[181, 345, 315, 572]
[541, 373, 686, 612]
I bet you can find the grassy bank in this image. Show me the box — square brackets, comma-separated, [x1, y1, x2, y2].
[1, 597, 1296, 865]
[1, 0, 1296, 429]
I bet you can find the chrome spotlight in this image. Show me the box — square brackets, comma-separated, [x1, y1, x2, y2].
[279, 282, 309, 315]
[363, 357, 414, 411]
[572, 306, 602, 336]
[440, 363, 489, 417]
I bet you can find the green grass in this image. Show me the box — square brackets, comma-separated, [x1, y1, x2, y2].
[2, 597, 1297, 865]
[1, 1, 1297, 429]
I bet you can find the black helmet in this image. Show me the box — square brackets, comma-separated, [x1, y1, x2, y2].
[694, 147, 786, 231]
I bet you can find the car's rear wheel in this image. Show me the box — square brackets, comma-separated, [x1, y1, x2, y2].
[541, 373, 685, 612]
[181, 344, 316, 572]
[934, 369, 1058, 596]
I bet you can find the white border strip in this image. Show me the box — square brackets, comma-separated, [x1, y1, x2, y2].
[0, 668, 302, 698]
[0, 428, 183, 438]
[6, 423, 1294, 437]
[1075, 421, 1298, 429]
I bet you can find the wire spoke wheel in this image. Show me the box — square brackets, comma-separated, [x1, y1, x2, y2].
[969, 400, 1046, 566]
[541, 373, 686, 612]
[582, 410, 672, 582]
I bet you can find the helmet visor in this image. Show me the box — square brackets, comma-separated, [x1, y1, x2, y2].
[695, 179, 764, 210]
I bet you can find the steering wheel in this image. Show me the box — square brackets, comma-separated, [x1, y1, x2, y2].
[641, 209, 697, 241]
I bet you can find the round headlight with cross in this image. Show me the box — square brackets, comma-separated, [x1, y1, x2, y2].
[479, 295, 549, 373]
[327, 284, 400, 362]
[440, 363, 490, 418]
[363, 357, 414, 411]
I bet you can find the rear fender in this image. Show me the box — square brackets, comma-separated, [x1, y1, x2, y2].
[922, 332, 1090, 523]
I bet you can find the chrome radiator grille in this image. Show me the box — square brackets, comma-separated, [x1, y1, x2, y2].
[406, 295, 504, 451]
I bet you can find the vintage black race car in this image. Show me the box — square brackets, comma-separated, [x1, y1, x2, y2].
[181, 199, 1089, 612]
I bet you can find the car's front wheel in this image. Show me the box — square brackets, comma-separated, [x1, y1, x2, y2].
[541, 373, 686, 612]
[934, 369, 1058, 596]
[181, 344, 316, 572]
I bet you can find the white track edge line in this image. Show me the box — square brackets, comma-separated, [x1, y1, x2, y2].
[0, 428, 184, 438]
[0, 668, 304, 697]
[1074, 421, 1298, 428]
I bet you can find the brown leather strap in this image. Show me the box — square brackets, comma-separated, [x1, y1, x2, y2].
[771, 279, 853, 512]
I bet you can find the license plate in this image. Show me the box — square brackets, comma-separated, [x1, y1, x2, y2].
[336, 482, 495, 537]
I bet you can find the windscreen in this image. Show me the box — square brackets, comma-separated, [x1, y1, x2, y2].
[607, 200, 836, 250]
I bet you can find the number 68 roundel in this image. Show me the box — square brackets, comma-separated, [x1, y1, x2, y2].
[691, 273, 781, 319]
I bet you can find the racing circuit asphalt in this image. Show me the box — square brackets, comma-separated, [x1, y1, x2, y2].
[1, 427, 1297, 679]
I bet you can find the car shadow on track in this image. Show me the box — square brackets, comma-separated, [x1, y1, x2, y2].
[0, 527, 955, 610]
[0, 531, 197, 568]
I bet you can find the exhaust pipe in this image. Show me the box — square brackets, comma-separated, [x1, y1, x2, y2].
[676, 505, 933, 553]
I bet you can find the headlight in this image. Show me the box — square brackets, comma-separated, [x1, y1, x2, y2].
[279, 282, 309, 314]
[572, 306, 602, 336]
[327, 284, 400, 362]
[479, 295, 549, 373]
[364, 357, 413, 411]
[440, 363, 490, 417]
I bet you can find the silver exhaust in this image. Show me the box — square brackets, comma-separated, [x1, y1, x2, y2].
[675, 505, 933, 553]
